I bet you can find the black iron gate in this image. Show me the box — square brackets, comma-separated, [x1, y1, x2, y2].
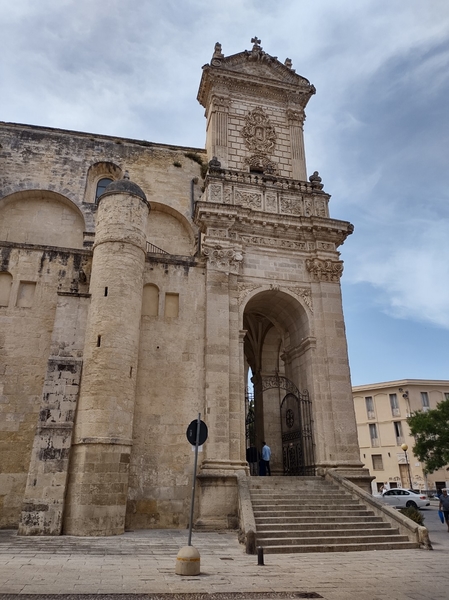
[259, 375, 315, 476]
[280, 389, 315, 475]
[245, 386, 255, 449]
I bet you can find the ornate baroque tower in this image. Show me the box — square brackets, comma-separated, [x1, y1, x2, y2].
[194, 39, 370, 528]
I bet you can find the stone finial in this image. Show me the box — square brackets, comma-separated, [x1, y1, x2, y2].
[249, 37, 264, 61]
[208, 156, 222, 170]
[213, 42, 224, 59]
[309, 171, 324, 191]
[284, 58, 292, 69]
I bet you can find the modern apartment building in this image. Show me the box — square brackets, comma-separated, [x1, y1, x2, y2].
[353, 380, 449, 494]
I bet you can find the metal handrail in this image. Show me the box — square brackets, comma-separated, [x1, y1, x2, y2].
[146, 241, 169, 255]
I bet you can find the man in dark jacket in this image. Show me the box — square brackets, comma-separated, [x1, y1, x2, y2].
[439, 489, 449, 532]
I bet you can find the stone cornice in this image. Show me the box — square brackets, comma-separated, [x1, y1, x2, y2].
[200, 72, 312, 113]
[194, 201, 353, 249]
[352, 379, 449, 393]
[198, 53, 315, 110]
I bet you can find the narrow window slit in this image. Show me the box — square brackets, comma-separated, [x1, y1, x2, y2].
[97, 335, 101, 347]
[129, 366, 133, 378]
[104, 287, 108, 296]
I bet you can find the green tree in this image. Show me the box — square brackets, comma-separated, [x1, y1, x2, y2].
[407, 399, 449, 473]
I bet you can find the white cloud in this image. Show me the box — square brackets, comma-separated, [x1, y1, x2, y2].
[348, 219, 449, 328]
[1, 0, 449, 381]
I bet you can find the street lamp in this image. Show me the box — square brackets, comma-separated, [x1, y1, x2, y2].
[401, 443, 413, 490]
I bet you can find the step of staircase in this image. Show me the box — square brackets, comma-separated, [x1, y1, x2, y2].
[249, 476, 420, 553]
[259, 540, 419, 553]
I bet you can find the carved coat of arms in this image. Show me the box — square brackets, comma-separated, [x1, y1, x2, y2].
[241, 107, 278, 173]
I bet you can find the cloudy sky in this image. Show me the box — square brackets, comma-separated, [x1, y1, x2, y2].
[1, 0, 448, 386]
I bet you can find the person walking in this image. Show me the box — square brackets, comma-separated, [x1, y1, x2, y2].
[262, 441, 271, 476]
[439, 489, 449, 532]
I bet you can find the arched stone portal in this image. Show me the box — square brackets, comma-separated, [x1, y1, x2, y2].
[243, 289, 314, 475]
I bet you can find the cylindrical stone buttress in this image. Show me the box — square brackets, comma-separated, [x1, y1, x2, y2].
[63, 178, 150, 536]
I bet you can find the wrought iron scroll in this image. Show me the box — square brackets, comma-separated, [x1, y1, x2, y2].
[261, 375, 302, 398]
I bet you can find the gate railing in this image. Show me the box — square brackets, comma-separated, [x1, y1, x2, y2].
[280, 390, 315, 476]
[247, 375, 315, 476]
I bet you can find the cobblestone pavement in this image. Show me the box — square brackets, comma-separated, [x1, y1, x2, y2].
[1, 506, 448, 600]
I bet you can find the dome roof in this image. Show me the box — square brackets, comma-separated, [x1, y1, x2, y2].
[102, 179, 146, 201]
[100, 171, 147, 202]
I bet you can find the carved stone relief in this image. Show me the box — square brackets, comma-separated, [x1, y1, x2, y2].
[306, 258, 343, 282]
[223, 189, 232, 204]
[209, 184, 222, 203]
[304, 197, 313, 217]
[286, 108, 305, 125]
[207, 228, 229, 238]
[287, 286, 313, 313]
[280, 196, 301, 216]
[212, 95, 231, 112]
[237, 282, 262, 305]
[203, 243, 244, 274]
[317, 242, 334, 251]
[315, 198, 327, 217]
[241, 106, 276, 155]
[241, 106, 278, 173]
[240, 235, 307, 251]
[265, 193, 277, 212]
[235, 190, 262, 210]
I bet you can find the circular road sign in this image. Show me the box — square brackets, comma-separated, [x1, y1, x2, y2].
[186, 420, 208, 446]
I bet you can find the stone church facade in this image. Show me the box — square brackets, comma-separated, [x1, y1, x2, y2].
[0, 39, 370, 536]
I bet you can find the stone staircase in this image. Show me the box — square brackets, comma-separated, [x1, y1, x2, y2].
[249, 476, 420, 553]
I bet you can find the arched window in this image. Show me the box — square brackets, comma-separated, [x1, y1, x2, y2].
[95, 178, 113, 202]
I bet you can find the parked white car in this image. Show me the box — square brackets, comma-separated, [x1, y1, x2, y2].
[379, 489, 430, 509]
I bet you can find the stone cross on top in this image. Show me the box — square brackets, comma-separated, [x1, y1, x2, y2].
[251, 36, 261, 47]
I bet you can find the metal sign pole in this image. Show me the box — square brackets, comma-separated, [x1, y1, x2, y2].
[188, 412, 201, 546]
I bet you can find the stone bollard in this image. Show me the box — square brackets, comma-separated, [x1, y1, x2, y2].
[175, 546, 201, 575]
[257, 546, 264, 565]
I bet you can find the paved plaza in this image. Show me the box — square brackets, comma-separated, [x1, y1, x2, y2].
[0, 505, 448, 600]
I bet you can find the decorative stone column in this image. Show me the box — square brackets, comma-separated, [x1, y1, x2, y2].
[305, 258, 373, 491]
[202, 43, 231, 168]
[287, 107, 307, 181]
[205, 95, 231, 168]
[63, 175, 150, 535]
[196, 239, 248, 530]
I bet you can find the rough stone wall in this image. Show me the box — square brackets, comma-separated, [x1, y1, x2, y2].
[126, 256, 206, 529]
[18, 292, 90, 535]
[0, 123, 205, 230]
[0, 245, 91, 528]
[0, 123, 207, 530]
